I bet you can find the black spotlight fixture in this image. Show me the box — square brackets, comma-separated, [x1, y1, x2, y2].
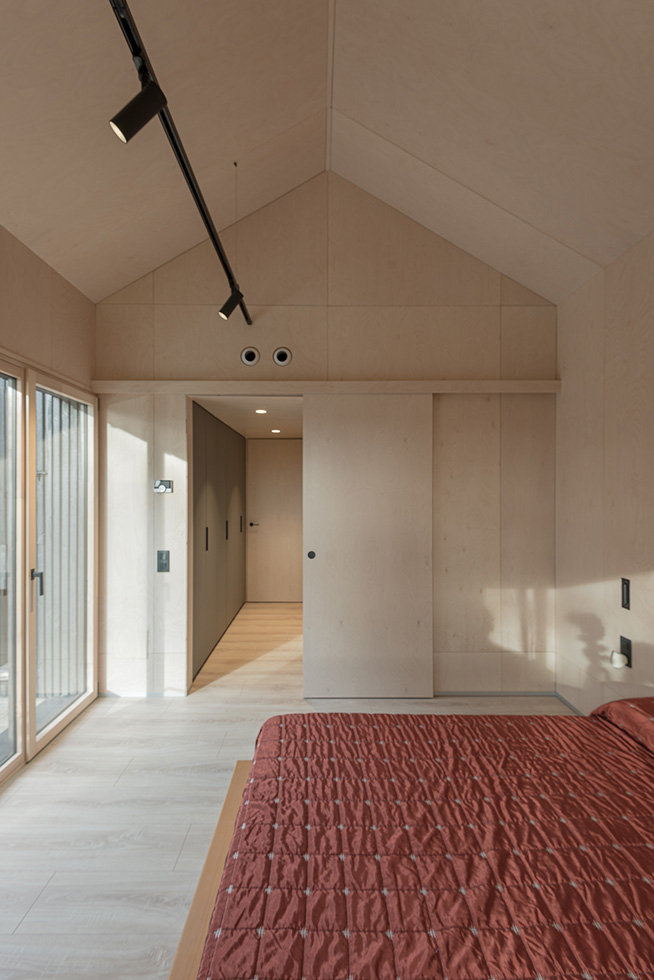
[110, 79, 167, 143]
[107, 0, 252, 325]
[218, 288, 244, 321]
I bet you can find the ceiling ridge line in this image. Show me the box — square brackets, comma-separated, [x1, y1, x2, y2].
[325, 0, 337, 171]
[330, 109, 604, 272]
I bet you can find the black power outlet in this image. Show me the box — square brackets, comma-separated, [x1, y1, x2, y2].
[620, 635, 632, 669]
[621, 577, 630, 609]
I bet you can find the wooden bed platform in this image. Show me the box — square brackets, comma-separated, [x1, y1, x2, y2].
[168, 759, 252, 980]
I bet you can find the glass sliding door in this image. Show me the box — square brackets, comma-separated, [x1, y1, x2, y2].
[30, 382, 95, 744]
[0, 373, 18, 768]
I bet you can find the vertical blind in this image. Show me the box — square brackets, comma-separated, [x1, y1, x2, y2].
[35, 388, 89, 718]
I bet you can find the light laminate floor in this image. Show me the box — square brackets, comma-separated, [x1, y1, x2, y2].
[0, 603, 575, 980]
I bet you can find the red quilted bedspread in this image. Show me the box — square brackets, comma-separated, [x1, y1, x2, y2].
[197, 707, 654, 980]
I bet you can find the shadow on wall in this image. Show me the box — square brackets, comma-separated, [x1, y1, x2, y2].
[566, 612, 606, 674]
[434, 586, 558, 693]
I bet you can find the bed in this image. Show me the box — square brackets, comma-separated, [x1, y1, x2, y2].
[194, 699, 654, 980]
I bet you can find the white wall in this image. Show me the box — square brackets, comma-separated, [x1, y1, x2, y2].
[99, 393, 187, 696]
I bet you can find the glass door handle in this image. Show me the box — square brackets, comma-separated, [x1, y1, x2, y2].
[31, 569, 44, 596]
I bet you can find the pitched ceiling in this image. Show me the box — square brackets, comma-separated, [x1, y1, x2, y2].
[1, 1, 653, 304]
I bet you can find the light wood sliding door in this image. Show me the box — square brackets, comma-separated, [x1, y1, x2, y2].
[303, 394, 433, 698]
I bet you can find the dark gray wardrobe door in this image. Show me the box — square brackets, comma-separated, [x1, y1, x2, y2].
[192, 403, 209, 676]
[210, 416, 230, 643]
[192, 403, 247, 678]
[227, 424, 246, 618]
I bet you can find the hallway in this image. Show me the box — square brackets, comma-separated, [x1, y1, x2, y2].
[0, 603, 574, 979]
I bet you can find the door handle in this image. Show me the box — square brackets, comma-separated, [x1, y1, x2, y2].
[31, 568, 44, 596]
[249, 522, 259, 527]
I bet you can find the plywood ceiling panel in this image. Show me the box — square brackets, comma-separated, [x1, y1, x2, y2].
[333, 0, 654, 268]
[330, 112, 600, 303]
[0, 0, 330, 301]
[2, 0, 654, 303]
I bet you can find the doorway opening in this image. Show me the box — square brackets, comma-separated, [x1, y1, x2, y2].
[190, 395, 303, 679]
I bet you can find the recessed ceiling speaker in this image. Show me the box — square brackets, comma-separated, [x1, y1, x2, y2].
[272, 347, 292, 366]
[240, 347, 260, 366]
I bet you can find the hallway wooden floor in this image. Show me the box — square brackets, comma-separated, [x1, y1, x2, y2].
[0, 603, 574, 979]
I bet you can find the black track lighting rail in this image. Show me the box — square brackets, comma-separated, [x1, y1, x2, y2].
[108, 0, 252, 325]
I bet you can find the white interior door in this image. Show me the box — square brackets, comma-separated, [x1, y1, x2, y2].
[303, 394, 433, 698]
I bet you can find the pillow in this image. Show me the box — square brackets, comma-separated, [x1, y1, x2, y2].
[591, 697, 654, 754]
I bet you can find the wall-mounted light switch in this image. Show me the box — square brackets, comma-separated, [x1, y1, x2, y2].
[621, 577, 630, 609]
[157, 550, 170, 572]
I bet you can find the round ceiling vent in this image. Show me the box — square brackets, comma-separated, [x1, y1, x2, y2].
[240, 347, 260, 366]
[272, 346, 292, 366]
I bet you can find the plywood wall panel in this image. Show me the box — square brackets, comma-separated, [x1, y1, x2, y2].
[237, 111, 327, 220]
[328, 307, 500, 380]
[99, 394, 154, 694]
[555, 274, 606, 702]
[604, 234, 654, 696]
[328, 174, 501, 307]
[100, 393, 189, 696]
[501, 277, 553, 307]
[153, 395, 188, 662]
[330, 113, 600, 305]
[153, 305, 328, 380]
[236, 175, 328, 307]
[0, 223, 94, 386]
[154, 238, 232, 307]
[500, 395, 556, 661]
[50, 272, 95, 385]
[434, 651, 501, 693]
[101, 274, 154, 306]
[433, 395, 500, 655]
[501, 307, 556, 380]
[95, 306, 154, 380]
[501, 650, 555, 692]
[0, 226, 51, 367]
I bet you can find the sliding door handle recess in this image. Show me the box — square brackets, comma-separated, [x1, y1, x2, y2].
[31, 568, 44, 595]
